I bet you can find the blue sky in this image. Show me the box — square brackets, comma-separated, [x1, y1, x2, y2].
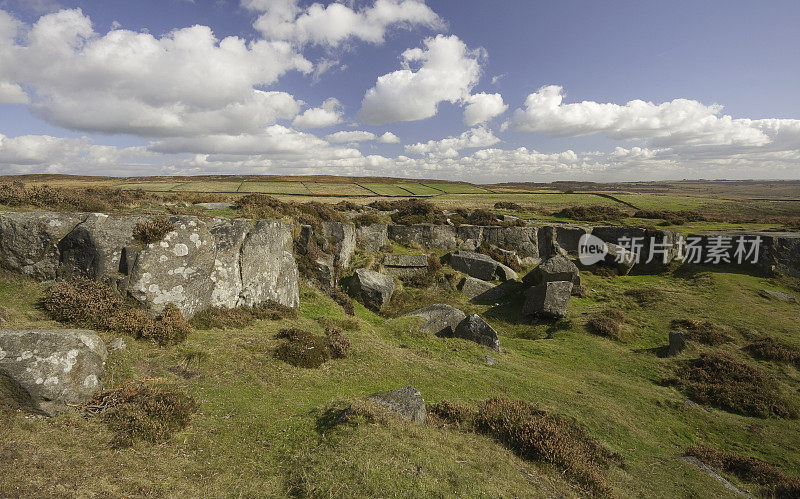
[0, 0, 798, 181]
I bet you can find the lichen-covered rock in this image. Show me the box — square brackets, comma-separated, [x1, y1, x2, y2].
[483, 226, 539, 258]
[322, 221, 356, 268]
[522, 254, 580, 292]
[448, 250, 500, 281]
[0, 329, 107, 415]
[239, 220, 300, 309]
[127, 218, 217, 318]
[667, 330, 686, 357]
[405, 304, 466, 337]
[368, 386, 426, 424]
[555, 226, 592, 254]
[0, 211, 84, 279]
[207, 218, 254, 307]
[388, 224, 457, 249]
[348, 268, 395, 310]
[523, 281, 573, 319]
[452, 314, 501, 350]
[383, 254, 428, 277]
[355, 223, 388, 252]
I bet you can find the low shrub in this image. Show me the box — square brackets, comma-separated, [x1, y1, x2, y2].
[189, 301, 296, 329]
[133, 217, 175, 244]
[674, 352, 796, 419]
[746, 337, 800, 365]
[494, 201, 521, 211]
[350, 212, 383, 227]
[334, 200, 362, 212]
[687, 445, 800, 497]
[368, 199, 447, 225]
[586, 309, 626, 340]
[274, 329, 331, 368]
[316, 315, 359, 332]
[328, 287, 355, 316]
[0, 181, 162, 212]
[139, 304, 192, 346]
[324, 326, 351, 359]
[401, 254, 444, 288]
[553, 205, 629, 222]
[430, 398, 622, 496]
[670, 319, 733, 345]
[82, 380, 198, 448]
[233, 193, 290, 220]
[634, 209, 705, 225]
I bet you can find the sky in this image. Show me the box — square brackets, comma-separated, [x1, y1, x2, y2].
[0, 0, 799, 182]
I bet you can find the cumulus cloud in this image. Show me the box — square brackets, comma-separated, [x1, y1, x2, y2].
[463, 92, 507, 126]
[325, 130, 377, 143]
[508, 85, 770, 147]
[0, 8, 312, 136]
[378, 131, 401, 143]
[244, 0, 442, 47]
[358, 34, 483, 125]
[405, 127, 500, 157]
[291, 98, 343, 128]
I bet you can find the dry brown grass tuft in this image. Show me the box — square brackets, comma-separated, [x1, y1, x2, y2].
[189, 301, 296, 329]
[429, 398, 622, 496]
[586, 309, 626, 340]
[687, 445, 800, 497]
[553, 205, 629, 222]
[274, 329, 331, 368]
[674, 352, 797, 419]
[746, 337, 800, 366]
[671, 319, 734, 345]
[623, 286, 666, 306]
[0, 181, 162, 212]
[133, 217, 175, 244]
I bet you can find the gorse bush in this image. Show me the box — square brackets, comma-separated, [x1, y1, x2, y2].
[674, 352, 797, 419]
[44, 278, 192, 346]
[83, 380, 198, 448]
[670, 318, 733, 345]
[133, 217, 175, 244]
[368, 199, 447, 225]
[430, 398, 622, 496]
[687, 445, 800, 497]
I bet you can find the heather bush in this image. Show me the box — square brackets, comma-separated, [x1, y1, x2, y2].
[586, 309, 626, 340]
[133, 217, 175, 244]
[670, 319, 734, 345]
[687, 445, 800, 497]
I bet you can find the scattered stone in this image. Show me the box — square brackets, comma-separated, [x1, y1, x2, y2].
[348, 268, 395, 310]
[522, 254, 581, 295]
[667, 330, 686, 357]
[759, 289, 798, 303]
[368, 386, 426, 424]
[108, 337, 127, 352]
[452, 314, 501, 350]
[458, 276, 509, 303]
[448, 250, 501, 281]
[0, 329, 107, 415]
[383, 254, 428, 277]
[194, 202, 233, 210]
[495, 263, 518, 282]
[603, 243, 636, 276]
[485, 355, 498, 366]
[405, 304, 466, 337]
[523, 281, 573, 319]
[355, 223, 388, 253]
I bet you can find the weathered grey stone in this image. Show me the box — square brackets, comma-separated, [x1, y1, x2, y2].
[556, 226, 592, 254]
[0, 211, 84, 279]
[0, 329, 107, 415]
[485, 355, 498, 365]
[207, 218, 254, 307]
[495, 263, 518, 282]
[459, 277, 512, 304]
[452, 314, 501, 350]
[449, 250, 500, 281]
[355, 223, 388, 252]
[537, 226, 559, 258]
[321, 221, 356, 268]
[108, 337, 127, 352]
[522, 255, 580, 290]
[482, 226, 539, 258]
[383, 254, 429, 277]
[368, 386, 426, 424]
[194, 202, 233, 210]
[405, 304, 466, 337]
[348, 268, 395, 310]
[523, 281, 573, 319]
[457, 225, 484, 250]
[759, 289, 798, 303]
[667, 330, 686, 357]
[388, 224, 458, 249]
[601, 242, 637, 276]
[238, 220, 300, 309]
[126, 218, 217, 318]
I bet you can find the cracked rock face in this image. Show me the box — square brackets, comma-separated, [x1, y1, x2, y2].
[0, 329, 107, 416]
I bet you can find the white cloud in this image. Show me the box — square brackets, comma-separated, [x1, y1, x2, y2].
[358, 34, 484, 125]
[244, 0, 442, 47]
[508, 85, 770, 147]
[325, 130, 377, 143]
[405, 127, 500, 158]
[378, 131, 401, 143]
[463, 92, 507, 126]
[0, 8, 312, 136]
[292, 97, 343, 129]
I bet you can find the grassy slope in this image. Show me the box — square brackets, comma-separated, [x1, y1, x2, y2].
[1, 253, 799, 497]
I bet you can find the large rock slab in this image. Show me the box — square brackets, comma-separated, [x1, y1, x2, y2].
[348, 268, 395, 310]
[523, 281, 573, 319]
[405, 304, 466, 337]
[238, 220, 300, 309]
[452, 314, 501, 350]
[368, 386, 426, 424]
[0, 329, 107, 415]
[448, 250, 500, 281]
[388, 224, 457, 249]
[522, 254, 581, 294]
[383, 254, 428, 277]
[555, 226, 592, 254]
[321, 221, 356, 268]
[482, 226, 539, 258]
[0, 211, 84, 279]
[355, 223, 388, 252]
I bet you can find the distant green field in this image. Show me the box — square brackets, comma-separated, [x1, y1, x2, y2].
[426, 182, 490, 194]
[303, 182, 374, 196]
[359, 183, 411, 196]
[614, 194, 724, 211]
[239, 181, 310, 194]
[394, 182, 442, 195]
[172, 181, 242, 192]
[116, 182, 184, 191]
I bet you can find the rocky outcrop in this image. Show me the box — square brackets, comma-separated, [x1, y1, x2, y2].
[451, 314, 501, 350]
[368, 386, 426, 424]
[449, 250, 501, 281]
[383, 254, 428, 277]
[321, 221, 356, 268]
[348, 268, 395, 310]
[405, 304, 466, 337]
[522, 255, 581, 294]
[555, 226, 592, 254]
[388, 224, 458, 249]
[458, 276, 511, 303]
[0, 212, 300, 319]
[523, 281, 573, 319]
[355, 223, 388, 252]
[0, 329, 107, 415]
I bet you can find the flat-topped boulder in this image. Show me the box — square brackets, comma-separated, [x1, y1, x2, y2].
[522, 254, 581, 294]
[458, 276, 511, 303]
[448, 250, 501, 281]
[452, 314, 501, 350]
[348, 268, 395, 310]
[523, 281, 573, 319]
[383, 254, 428, 277]
[405, 304, 466, 337]
[368, 386, 426, 424]
[355, 223, 388, 252]
[0, 329, 107, 415]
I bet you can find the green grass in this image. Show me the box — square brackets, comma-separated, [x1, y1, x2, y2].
[303, 182, 375, 196]
[172, 181, 242, 193]
[424, 182, 490, 194]
[359, 183, 412, 196]
[115, 182, 185, 191]
[238, 181, 310, 194]
[2, 254, 800, 496]
[394, 182, 442, 195]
